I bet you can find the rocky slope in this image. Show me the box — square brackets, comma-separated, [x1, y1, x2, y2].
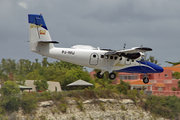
[8, 98, 168, 120]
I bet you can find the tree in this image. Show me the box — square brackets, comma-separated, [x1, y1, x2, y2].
[60, 68, 92, 90]
[42, 57, 49, 67]
[116, 79, 129, 94]
[165, 61, 180, 66]
[16, 59, 33, 76]
[147, 56, 159, 65]
[58, 60, 83, 70]
[34, 79, 48, 91]
[26, 69, 44, 80]
[15, 74, 26, 85]
[172, 72, 180, 79]
[21, 92, 38, 114]
[31, 59, 41, 70]
[0, 81, 20, 96]
[1, 58, 17, 74]
[178, 81, 180, 89]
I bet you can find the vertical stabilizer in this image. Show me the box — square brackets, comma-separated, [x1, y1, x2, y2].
[28, 14, 57, 53]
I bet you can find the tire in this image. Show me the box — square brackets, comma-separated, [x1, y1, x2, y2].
[97, 71, 104, 79]
[143, 77, 149, 84]
[109, 72, 116, 80]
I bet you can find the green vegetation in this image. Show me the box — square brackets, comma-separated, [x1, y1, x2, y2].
[140, 95, 180, 119]
[116, 79, 129, 94]
[0, 58, 180, 119]
[21, 92, 38, 114]
[0, 81, 20, 95]
[147, 56, 159, 65]
[74, 98, 85, 112]
[173, 72, 180, 79]
[34, 79, 48, 91]
[0, 58, 92, 90]
[99, 102, 105, 111]
[165, 60, 180, 66]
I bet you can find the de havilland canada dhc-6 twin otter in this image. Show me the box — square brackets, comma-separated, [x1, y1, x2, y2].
[28, 14, 164, 84]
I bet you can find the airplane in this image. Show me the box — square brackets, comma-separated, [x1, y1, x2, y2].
[28, 14, 164, 84]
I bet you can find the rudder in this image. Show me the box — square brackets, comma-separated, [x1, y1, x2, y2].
[28, 14, 57, 52]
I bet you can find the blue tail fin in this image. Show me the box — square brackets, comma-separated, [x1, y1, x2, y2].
[28, 14, 58, 52]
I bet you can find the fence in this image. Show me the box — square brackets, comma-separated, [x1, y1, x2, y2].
[152, 91, 180, 97]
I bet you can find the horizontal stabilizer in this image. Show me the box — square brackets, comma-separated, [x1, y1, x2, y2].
[38, 41, 59, 44]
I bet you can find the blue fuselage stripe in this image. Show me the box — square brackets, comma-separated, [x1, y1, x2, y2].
[114, 61, 164, 73]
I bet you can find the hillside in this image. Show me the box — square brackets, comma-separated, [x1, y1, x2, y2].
[6, 98, 168, 120]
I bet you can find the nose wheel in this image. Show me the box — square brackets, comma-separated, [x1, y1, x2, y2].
[143, 76, 149, 84]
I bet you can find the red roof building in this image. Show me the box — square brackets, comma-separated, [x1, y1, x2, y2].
[90, 65, 180, 97]
[163, 64, 180, 73]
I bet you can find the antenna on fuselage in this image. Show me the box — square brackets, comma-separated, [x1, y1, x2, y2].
[123, 43, 126, 50]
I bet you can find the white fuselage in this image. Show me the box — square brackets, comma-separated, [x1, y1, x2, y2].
[36, 46, 140, 73]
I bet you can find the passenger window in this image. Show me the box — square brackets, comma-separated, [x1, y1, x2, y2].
[114, 56, 117, 60]
[101, 55, 104, 58]
[110, 56, 113, 59]
[127, 59, 129, 61]
[120, 57, 122, 60]
[132, 60, 134, 62]
[93, 54, 96, 58]
[105, 55, 109, 59]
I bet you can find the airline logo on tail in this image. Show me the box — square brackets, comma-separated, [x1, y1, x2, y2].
[39, 30, 46, 35]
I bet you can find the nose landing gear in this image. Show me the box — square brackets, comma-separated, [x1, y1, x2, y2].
[143, 75, 149, 84]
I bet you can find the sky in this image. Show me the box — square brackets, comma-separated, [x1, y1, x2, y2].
[0, 0, 180, 68]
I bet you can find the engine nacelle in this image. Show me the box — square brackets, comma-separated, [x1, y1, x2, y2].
[121, 52, 141, 59]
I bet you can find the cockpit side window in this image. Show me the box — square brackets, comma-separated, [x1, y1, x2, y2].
[101, 55, 104, 58]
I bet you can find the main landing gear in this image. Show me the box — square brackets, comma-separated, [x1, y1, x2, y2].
[97, 71, 116, 80]
[97, 71, 104, 79]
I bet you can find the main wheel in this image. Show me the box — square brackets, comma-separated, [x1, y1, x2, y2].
[109, 72, 116, 80]
[97, 71, 104, 79]
[143, 77, 149, 84]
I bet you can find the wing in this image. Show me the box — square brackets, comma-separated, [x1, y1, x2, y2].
[104, 47, 152, 57]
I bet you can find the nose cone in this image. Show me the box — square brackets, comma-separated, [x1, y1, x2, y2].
[146, 61, 164, 73]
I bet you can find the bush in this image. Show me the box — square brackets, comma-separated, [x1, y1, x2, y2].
[21, 92, 38, 114]
[116, 79, 129, 94]
[0, 96, 20, 113]
[142, 95, 180, 119]
[74, 98, 84, 112]
[83, 89, 98, 99]
[99, 102, 105, 111]
[5, 96, 20, 112]
[0, 106, 6, 115]
[121, 105, 126, 111]
[171, 87, 177, 91]
[58, 103, 67, 113]
[0, 81, 20, 95]
[127, 89, 138, 104]
[38, 91, 52, 101]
